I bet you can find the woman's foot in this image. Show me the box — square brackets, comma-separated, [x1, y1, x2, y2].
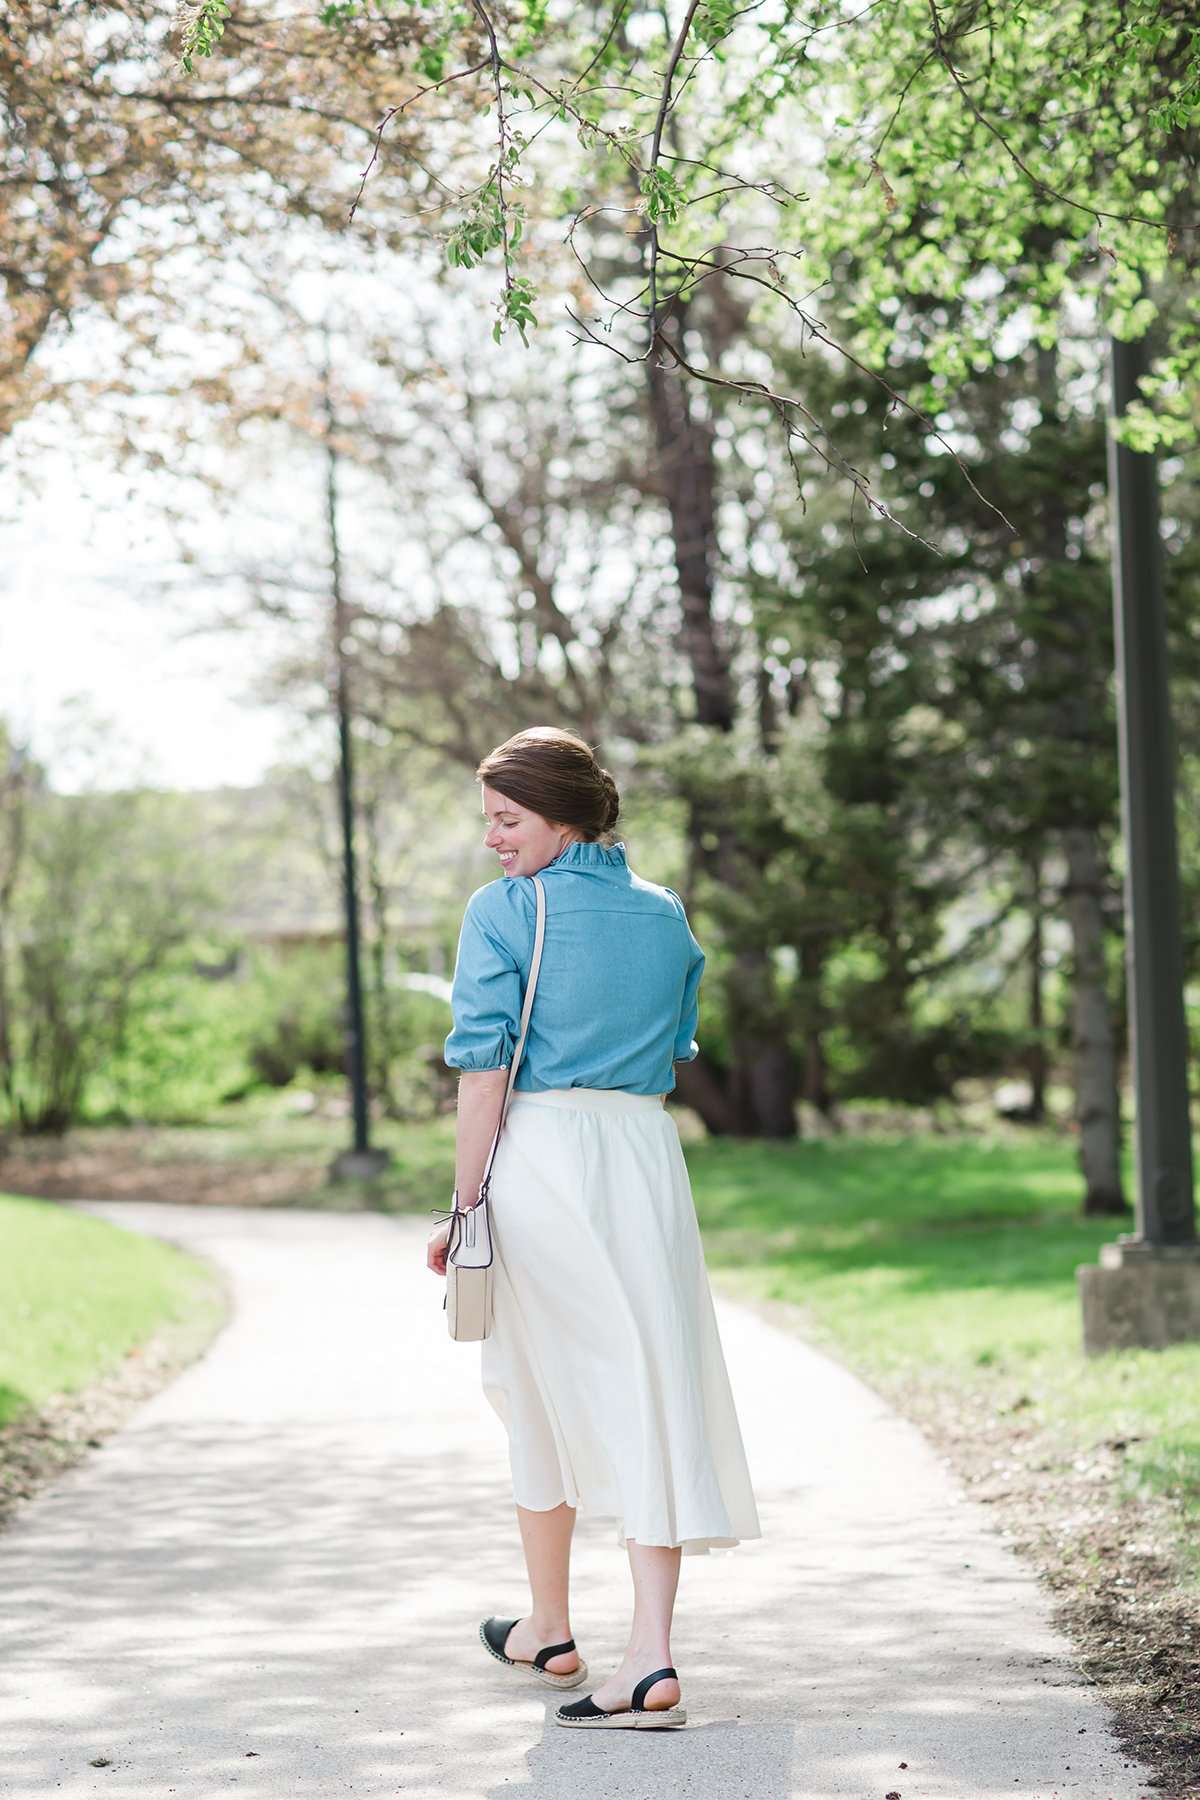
[556, 1661, 686, 1729]
[588, 1659, 680, 1713]
[500, 1615, 580, 1677]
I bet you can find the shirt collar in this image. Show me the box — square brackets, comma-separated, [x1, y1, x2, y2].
[547, 839, 628, 870]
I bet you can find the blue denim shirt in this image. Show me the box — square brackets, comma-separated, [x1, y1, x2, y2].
[443, 839, 704, 1095]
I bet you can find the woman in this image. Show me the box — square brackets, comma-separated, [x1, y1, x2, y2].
[427, 726, 761, 1731]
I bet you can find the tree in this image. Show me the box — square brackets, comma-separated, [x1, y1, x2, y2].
[0, 757, 223, 1134]
[1, 0, 432, 447]
[744, 275, 1194, 1209]
[33, 0, 1194, 1150]
[191, 0, 1197, 470]
[0, 725, 41, 1124]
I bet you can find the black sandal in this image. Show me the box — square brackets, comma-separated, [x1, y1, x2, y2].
[479, 1616, 588, 1690]
[555, 1665, 686, 1729]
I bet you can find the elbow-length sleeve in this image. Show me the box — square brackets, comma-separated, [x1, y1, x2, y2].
[668, 895, 705, 1064]
[443, 885, 525, 1073]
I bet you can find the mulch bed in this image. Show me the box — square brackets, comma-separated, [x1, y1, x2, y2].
[919, 1381, 1200, 1800]
[0, 1135, 320, 1207]
[744, 1293, 1199, 1800]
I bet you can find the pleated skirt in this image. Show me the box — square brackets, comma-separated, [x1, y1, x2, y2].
[480, 1087, 762, 1556]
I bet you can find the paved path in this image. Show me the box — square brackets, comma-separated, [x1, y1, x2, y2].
[0, 1202, 1151, 1800]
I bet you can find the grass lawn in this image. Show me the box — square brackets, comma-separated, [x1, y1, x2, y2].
[7, 1103, 1193, 1537]
[687, 1130, 1200, 1790]
[689, 1133, 1200, 1569]
[2, 1109, 1195, 1784]
[0, 1192, 228, 1427]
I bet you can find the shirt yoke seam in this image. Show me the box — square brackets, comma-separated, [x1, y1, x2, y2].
[473, 885, 691, 958]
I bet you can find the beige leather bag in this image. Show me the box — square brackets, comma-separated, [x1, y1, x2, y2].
[445, 876, 546, 1342]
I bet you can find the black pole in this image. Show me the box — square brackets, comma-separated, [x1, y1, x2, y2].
[323, 363, 388, 1179]
[1107, 331, 1196, 1249]
[331, 623, 370, 1152]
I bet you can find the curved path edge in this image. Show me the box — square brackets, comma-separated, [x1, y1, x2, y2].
[0, 1201, 1152, 1800]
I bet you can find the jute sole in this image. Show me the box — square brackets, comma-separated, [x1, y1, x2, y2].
[478, 1620, 589, 1690]
[555, 1706, 687, 1730]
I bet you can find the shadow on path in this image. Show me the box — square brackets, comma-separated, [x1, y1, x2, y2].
[0, 1202, 1151, 1800]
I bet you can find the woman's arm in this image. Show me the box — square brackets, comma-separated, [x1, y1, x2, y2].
[427, 1066, 510, 1274]
[454, 1067, 511, 1207]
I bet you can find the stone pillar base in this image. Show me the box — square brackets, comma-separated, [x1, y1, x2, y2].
[1078, 1238, 1200, 1354]
[329, 1147, 392, 1183]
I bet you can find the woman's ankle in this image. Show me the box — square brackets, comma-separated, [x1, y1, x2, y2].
[529, 1612, 573, 1643]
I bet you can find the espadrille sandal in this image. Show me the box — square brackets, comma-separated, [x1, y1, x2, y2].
[555, 1665, 686, 1729]
[479, 1617, 589, 1690]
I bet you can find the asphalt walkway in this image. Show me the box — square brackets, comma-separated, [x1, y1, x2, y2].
[0, 1202, 1152, 1799]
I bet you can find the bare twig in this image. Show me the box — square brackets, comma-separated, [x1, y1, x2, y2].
[568, 0, 635, 95]
[659, 147, 806, 206]
[645, 0, 703, 342]
[348, 58, 489, 223]
[653, 241, 1015, 531]
[871, 46, 938, 163]
[469, 0, 513, 294]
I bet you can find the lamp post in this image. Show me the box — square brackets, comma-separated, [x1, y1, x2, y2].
[324, 364, 390, 1184]
[1077, 331, 1199, 1351]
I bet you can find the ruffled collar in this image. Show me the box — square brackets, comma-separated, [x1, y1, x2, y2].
[547, 838, 627, 869]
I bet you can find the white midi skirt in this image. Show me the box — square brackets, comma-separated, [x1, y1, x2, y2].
[480, 1087, 762, 1556]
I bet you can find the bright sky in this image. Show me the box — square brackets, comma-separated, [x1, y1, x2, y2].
[0, 250, 476, 796]
[0, 459, 301, 793]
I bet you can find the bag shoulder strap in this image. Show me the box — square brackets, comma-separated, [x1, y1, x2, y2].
[476, 875, 546, 1203]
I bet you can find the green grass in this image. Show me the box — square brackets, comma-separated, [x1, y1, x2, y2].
[330, 1109, 1197, 1540]
[87, 1106, 1195, 1539]
[6, 1107, 1197, 1559]
[687, 1133, 1200, 1553]
[0, 1193, 227, 1426]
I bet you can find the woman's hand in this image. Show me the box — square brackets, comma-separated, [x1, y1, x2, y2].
[426, 1219, 453, 1275]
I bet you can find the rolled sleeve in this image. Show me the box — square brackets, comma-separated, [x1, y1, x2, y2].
[671, 904, 705, 1064]
[443, 886, 523, 1072]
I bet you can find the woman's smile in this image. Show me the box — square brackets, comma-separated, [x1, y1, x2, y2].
[482, 783, 580, 875]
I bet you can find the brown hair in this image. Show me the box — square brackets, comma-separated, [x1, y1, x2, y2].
[476, 727, 620, 842]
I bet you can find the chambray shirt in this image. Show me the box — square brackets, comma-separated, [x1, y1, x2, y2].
[443, 840, 704, 1095]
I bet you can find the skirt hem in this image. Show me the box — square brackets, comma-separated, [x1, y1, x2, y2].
[510, 1487, 761, 1558]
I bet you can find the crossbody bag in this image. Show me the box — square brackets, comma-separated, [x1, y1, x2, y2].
[442, 875, 547, 1342]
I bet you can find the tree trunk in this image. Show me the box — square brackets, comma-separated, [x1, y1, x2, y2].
[645, 318, 734, 734]
[360, 789, 396, 1116]
[0, 912, 15, 1128]
[727, 948, 798, 1136]
[0, 745, 30, 1128]
[1026, 848, 1047, 1123]
[1061, 825, 1126, 1214]
[645, 309, 799, 1136]
[1030, 341, 1124, 1211]
[737, 1040, 798, 1137]
[672, 1053, 742, 1136]
[799, 936, 836, 1122]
